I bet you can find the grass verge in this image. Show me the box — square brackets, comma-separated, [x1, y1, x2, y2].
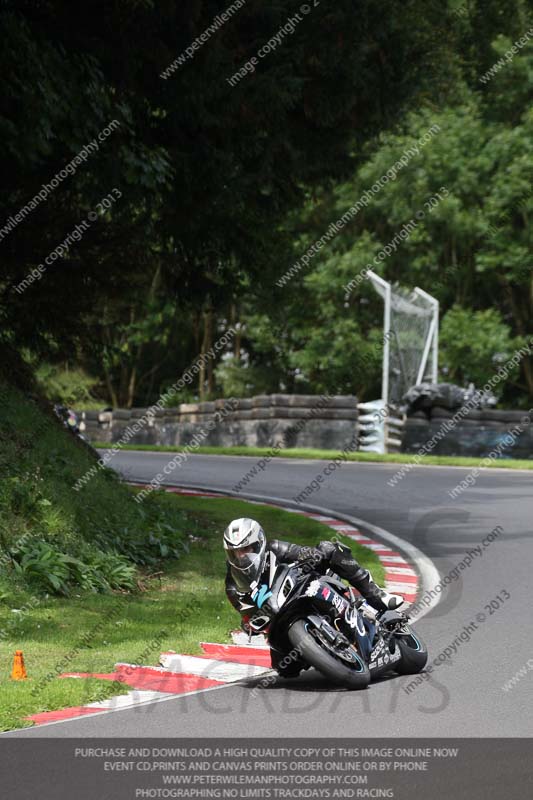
[93, 443, 533, 470]
[0, 492, 383, 732]
[0, 379, 193, 596]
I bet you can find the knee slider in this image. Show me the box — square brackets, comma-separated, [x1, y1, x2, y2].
[330, 542, 353, 571]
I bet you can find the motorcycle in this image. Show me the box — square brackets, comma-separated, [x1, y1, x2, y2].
[53, 404, 98, 456]
[246, 551, 428, 689]
[54, 404, 84, 436]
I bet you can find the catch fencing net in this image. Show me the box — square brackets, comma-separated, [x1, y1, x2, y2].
[367, 271, 438, 408]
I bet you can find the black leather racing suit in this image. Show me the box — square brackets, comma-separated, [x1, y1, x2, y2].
[225, 539, 388, 674]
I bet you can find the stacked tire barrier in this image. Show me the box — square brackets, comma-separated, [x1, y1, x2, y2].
[79, 394, 359, 451]
[403, 407, 533, 459]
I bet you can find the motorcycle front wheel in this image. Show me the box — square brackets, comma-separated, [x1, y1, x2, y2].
[288, 619, 370, 690]
[393, 628, 428, 675]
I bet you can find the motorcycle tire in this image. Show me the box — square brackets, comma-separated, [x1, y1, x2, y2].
[288, 619, 370, 690]
[394, 629, 428, 675]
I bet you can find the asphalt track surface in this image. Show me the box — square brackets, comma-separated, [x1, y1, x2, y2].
[7, 451, 533, 738]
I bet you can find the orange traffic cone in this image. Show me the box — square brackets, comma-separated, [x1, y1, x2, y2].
[11, 650, 28, 680]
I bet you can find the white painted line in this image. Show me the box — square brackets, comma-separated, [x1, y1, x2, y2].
[230, 631, 269, 647]
[384, 566, 418, 576]
[86, 690, 175, 710]
[115, 662, 174, 674]
[3, 682, 239, 733]
[326, 525, 361, 533]
[363, 543, 396, 552]
[9, 485, 430, 734]
[159, 654, 270, 682]
[385, 581, 420, 593]
[325, 522, 358, 528]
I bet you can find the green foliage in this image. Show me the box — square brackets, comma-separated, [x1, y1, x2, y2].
[34, 362, 102, 407]
[0, 0, 465, 380]
[12, 542, 72, 595]
[214, 356, 275, 398]
[90, 442, 533, 470]
[0, 378, 190, 595]
[157, 388, 197, 408]
[10, 541, 137, 595]
[440, 306, 522, 391]
[0, 492, 384, 731]
[2, 1, 533, 409]
[252, 69, 533, 403]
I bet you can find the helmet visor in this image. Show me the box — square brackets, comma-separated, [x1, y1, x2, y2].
[226, 541, 262, 572]
[227, 542, 266, 586]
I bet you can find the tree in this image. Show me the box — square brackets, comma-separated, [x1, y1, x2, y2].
[440, 306, 520, 393]
[265, 69, 533, 403]
[1, 0, 462, 360]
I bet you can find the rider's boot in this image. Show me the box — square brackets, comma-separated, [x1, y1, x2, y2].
[352, 568, 404, 612]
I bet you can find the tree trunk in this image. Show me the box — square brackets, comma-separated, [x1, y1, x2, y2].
[101, 313, 119, 407]
[504, 283, 533, 397]
[126, 366, 137, 408]
[197, 306, 215, 400]
[206, 309, 214, 396]
[128, 265, 161, 405]
[198, 311, 208, 401]
[193, 311, 201, 354]
[104, 366, 119, 408]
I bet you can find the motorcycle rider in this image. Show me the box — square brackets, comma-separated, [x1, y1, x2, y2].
[224, 517, 404, 676]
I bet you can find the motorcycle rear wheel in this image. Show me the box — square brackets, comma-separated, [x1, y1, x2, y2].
[288, 619, 370, 690]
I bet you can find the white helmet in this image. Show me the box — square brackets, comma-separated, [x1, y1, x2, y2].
[223, 518, 266, 587]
